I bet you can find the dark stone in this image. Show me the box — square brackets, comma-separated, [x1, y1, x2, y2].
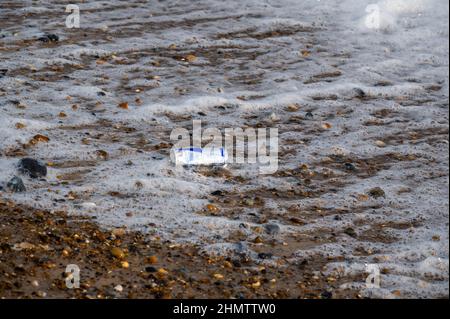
[334, 215, 342, 221]
[258, 252, 273, 260]
[211, 190, 224, 196]
[321, 291, 333, 299]
[38, 34, 59, 43]
[305, 112, 314, 119]
[97, 91, 106, 96]
[344, 162, 356, 171]
[368, 187, 386, 198]
[7, 176, 26, 193]
[18, 158, 47, 179]
[0, 69, 7, 78]
[145, 266, 157, 273]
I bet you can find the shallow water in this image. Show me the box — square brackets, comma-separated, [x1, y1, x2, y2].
[1, 0, 449, 298]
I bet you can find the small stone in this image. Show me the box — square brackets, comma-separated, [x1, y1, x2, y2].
[368, 187, 386, 198]
[344, 227, 357, 238]
[321, 291, 333, 299]
[258, 252, 273, 260]
[264, 223, 280, 235]
[145, 266, 157, 273]
[243, 198, 255, 206]
[251, 281, 261, 289]
[37, 291, 47, 298]
[206, 204, 220, 213]
[157, 268, 169, 277]
[31, 280, 39, 287]
[286, 104, 300, 112]
[305, 112, 314, 119]
[114, 285, 123, 292]
[111, 228, 126, 237]
[269, 112, 280, 122]
[321, 122, 332, 129]
[254, 236, 263, 244]
[147, 255, 158, 265]
[375, 140, 386, 147]
[354, 88, 366, 98]
[15, 122, 26, 129]
[185, 54, 197, 63]
[121, 261, 130, 269]
[7, 176, 26, 193]
[110, 247, 125, 259]
[38, 34, 59, 43]
[344, 163, 356, 171]
[18, 158, 47, 179]
[95, 150, 109, 160]
[213, 273, 224, 280]
[211, 190, 224, 196]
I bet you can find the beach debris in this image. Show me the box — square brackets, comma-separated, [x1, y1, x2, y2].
[7, 176, 26, 193]
[18, 158, 47, 179]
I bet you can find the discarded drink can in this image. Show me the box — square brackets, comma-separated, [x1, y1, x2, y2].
[170, 147, 228, 166]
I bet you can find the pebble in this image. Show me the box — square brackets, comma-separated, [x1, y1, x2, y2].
[353, 88, 366, 98]
[147, 255, 158, 265]
[305, 112, 314, 119]
[344, 163, 356, 171]
[258, 252, 273, 260]
[375, 140, 386, 147]
[264, 223, 280, 235]
[110, 247, 125, 259]
[18, 158, 47, 179]
[286, 104, 300, 112]
[206, 204, 220, 213]
[114, 284, 123, 292]
[368, 187, 386, 198]
[145, 266, 157, 273]
[7, 176, 26, 193]
[38, 34, 59, 42]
